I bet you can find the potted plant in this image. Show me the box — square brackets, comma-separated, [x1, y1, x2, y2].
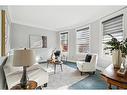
[119, 38, 127, 69]
[104, 34, 127, 68]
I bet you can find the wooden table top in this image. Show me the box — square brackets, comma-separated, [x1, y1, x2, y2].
[101, 64, 127, 84]
[47, 59, 63, 64]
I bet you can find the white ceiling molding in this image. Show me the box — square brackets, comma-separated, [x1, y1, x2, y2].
[8, 6, 125, 31]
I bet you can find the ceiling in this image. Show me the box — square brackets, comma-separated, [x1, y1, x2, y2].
[8, 6, 125, 31]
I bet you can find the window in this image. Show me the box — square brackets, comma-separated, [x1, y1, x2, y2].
[60, 32, 68, 52]
[76, 26, 90, 53]
[102, 14, 123, 55]
[5, 16, 10, 55]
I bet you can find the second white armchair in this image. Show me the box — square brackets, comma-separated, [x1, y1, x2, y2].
[76, 53, 98, 75]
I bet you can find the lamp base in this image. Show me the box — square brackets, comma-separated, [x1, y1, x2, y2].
[20, 66, 28, 89]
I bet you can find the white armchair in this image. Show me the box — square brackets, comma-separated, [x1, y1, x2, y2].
[76, 53, 98, 75]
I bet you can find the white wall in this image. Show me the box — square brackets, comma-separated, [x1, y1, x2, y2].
[57, 7, 127, 71]
[11, 23, 57, 61]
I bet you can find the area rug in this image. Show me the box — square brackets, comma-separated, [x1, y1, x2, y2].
[39, 63, 89, 89]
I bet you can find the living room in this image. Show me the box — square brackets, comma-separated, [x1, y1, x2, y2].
[0, 5, 127, 92]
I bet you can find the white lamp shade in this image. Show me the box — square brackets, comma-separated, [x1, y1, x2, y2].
[13, 49, 36, 67]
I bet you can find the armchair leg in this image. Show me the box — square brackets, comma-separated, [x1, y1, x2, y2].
[80, 72, 83, 76]
[43, 83, 48, 87]
[47, 63, 49, 68]
[92, 71, 95, 75]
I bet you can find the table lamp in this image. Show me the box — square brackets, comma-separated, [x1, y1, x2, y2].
[13, 48, 35, 89]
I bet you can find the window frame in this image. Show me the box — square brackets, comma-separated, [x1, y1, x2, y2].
[75, 25, 90, 54]
[59, 31, 69, 53]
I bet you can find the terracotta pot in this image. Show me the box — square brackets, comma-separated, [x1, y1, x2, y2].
[112, 50, 122, 68]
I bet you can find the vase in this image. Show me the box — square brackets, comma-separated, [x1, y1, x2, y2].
[125, 56, 127, 69]
[112, 50, 122, 69]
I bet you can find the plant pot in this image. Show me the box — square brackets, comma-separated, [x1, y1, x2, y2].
[112, 50, 122, 69]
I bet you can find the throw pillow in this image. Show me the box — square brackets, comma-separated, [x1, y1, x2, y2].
[85, 54, 92, 62]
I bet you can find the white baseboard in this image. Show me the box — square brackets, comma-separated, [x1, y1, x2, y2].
[67, 60, 76, 63]
[96, 65, 105, 71]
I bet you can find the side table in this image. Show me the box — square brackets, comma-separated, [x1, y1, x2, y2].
[47, 59, 63, 74]
[10, 80, 38, 90]
[101, 64, 127, 89]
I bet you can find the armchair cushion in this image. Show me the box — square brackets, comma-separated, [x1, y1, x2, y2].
[85, 54, 92, 62]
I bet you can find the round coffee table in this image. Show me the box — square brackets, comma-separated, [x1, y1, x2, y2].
[10, 80, 38, 90]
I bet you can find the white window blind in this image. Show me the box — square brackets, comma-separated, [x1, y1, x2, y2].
[102, 14, 123, 55]
[76, 27, 90, 53]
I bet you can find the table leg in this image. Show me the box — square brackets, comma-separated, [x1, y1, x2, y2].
[108, 83, 112, 89]
[54, 64, 56, 74]
[66, 57, 67, 62]
[47, 60, 50, 68]
[117, 86, 119, 89]
[47, 62, 49, 68]
[60, 64, 63, 71]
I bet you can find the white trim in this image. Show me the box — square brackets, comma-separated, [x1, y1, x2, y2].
[67, 59, 76, 63]
[75, 25, 90, 54]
